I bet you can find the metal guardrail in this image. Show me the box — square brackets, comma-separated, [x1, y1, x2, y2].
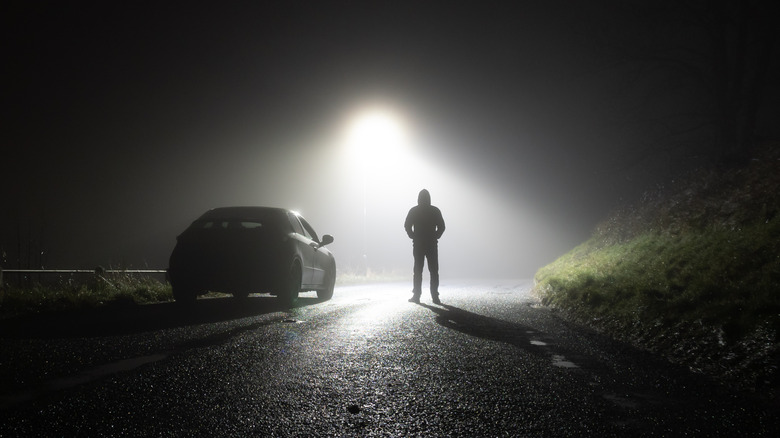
[2, 269, 166, 274]
[0, 267, 167, 287]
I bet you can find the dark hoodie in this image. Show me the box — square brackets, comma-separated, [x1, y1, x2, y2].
[404, 189, 445, 243]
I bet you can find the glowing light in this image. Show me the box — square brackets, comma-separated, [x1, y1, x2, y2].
[343, 107, 411, 173]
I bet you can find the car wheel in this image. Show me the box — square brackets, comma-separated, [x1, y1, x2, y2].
[172, 285, 197, 304]
[317, 262, 336, 301]
[278, 261, 301, 307]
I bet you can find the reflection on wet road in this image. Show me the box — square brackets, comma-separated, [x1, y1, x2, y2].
[0, 280, 776, 436]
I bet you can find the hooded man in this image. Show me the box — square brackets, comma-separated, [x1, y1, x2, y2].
[404, 189, 446, 304]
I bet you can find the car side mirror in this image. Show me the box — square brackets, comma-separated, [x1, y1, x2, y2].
[320, 234, 334, 246]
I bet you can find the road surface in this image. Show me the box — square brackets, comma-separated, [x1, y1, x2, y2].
[0, 280, 776, 436]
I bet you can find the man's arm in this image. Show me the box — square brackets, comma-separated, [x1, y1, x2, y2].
[435, 208, 445, 239]
[404, 208, 415, 239]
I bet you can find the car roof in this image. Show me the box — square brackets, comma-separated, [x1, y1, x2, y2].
[197, 206, 290, 221]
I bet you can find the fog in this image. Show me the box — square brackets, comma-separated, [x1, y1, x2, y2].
[3, 85, 597, 278]
[3, 1, 777, 278]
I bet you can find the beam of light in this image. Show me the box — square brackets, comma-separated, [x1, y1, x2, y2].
[323, 99, 565, 279]
[336, 104, 424, 275]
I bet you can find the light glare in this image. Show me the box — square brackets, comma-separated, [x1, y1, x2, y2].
[344, 108, 410, 171]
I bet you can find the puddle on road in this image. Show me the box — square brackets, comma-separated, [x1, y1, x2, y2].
[602, 393, 640, 409]
[529, 340, 548, 346]
[552, 354, 579, 368]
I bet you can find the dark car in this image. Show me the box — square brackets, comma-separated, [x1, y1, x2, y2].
[168, 207, 335, 306]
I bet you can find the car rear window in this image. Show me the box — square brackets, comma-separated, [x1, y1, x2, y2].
[194, 220, 265, 230]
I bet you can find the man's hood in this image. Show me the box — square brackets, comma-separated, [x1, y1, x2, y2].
[417, 189, 431, 206]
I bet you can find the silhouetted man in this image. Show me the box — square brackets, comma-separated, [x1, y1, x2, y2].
[404, 189, 445, 304]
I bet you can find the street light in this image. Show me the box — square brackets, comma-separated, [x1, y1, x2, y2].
[345, 108, 409, 172]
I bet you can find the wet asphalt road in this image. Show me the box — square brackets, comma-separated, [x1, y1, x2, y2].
[0, 279, 777, 437]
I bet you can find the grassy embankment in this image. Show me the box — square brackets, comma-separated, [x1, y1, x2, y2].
[534, 143, 780, 392]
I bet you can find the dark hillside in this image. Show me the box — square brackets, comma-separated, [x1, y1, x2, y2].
[534, 141, 780, 396]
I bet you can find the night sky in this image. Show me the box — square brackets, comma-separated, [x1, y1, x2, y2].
[3, 1, 778, 277]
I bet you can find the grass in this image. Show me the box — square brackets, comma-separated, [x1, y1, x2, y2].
[0, 273, 172, 319]
[533, 141, 780, 392]
[335, 267, 407, 285]
[536, 221, 780, 339]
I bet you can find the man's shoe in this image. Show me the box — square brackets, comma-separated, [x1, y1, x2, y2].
[408, 296, 420, 303]
[432, 297, 441, 305]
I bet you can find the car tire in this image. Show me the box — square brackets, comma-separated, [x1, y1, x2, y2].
[278, 261, 301, 308]
[317, 262, 336, 301]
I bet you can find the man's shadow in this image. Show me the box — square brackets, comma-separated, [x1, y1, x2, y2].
[418, 303, 557, 359]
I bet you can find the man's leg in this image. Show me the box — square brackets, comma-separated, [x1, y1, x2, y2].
[410, 243, 424, 302]
[427, 244, 439, 302]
